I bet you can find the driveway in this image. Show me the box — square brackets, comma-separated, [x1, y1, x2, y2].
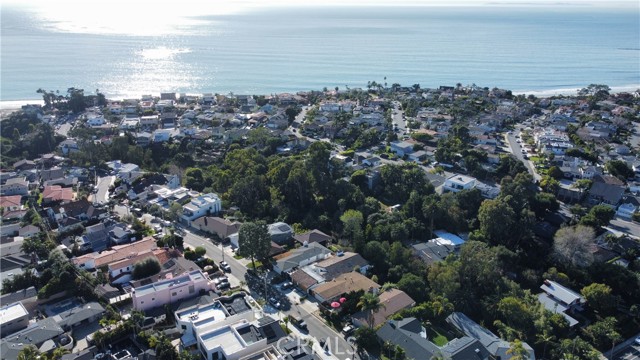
[71, 321, 102, 352]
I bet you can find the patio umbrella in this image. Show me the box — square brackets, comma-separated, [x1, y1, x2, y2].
[339, 297, 347, 303]
[331, 301, 341, 308]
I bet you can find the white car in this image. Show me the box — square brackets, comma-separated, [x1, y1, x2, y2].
[635, 336, 640, 345]
[219, 261, 231, 272]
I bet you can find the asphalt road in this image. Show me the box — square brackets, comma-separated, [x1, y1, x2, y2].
[181, 228, 247, 280]
[391, 101, 406, 133]
[182, 224, 357, 359]
[505, 127, 541, 181]
[93, 176, 115, 205]
[282, 297, 358, 360]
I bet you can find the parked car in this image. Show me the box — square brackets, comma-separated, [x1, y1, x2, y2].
[213, 276, 229, 285]
[289, 315, 307, 331]
[281, 281, 293, 290]
[269, 297, 281, 309]
[217, 282, 231, 290]
[219, 261, 231, 272]
[342, 324, 355, 336]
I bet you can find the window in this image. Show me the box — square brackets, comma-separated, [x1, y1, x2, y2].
[181, 325, 186, 330]
[172, 292, 177, 296]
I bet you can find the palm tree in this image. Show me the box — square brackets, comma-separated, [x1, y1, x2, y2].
[357, 292, 385, 328]
[17, 345, 39, 360]
[536, 330, 555, 360]
[507, 339, 529, 360]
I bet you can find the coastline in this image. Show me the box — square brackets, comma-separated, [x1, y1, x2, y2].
[1, 84, 638, 115]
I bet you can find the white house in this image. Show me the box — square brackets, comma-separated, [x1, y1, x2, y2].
[390, 141, 415, 157]
[274, 242, 332, 274]
[0, 302, 29, 337]
[1, 177, 29, 196]
[181, 193, 222, 224]
[153, 129, 172, 143]
[87, 114, 106, 127]
[140, 115, 160, 127]
[443, 174, 477, 193]
[120, 117, 140, 130]
[131, 270, 214, 311]
[617, 203, 637, 219]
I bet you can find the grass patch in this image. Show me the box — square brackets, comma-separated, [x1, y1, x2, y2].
[246, 260, 263, 270]
[427, 326, 451, 347]
[233, 254, 243, 260]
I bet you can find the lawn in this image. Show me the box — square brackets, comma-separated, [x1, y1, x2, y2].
[426, 326, 451, 346]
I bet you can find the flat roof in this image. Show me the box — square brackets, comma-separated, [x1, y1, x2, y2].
[201, 325, 244, 354]
[0, 302, 28, 324]
[177, 302, 227, 327]
[432, 230, 465, 246]
[135, 270, 205, 296]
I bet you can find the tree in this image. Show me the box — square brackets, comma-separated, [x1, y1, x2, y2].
[155, 335, 179, 360]
[605, 160, 634, 181]
[357, 292, 385, 328]
[547, 166, 564, 179]
[530, 192, 560, 218]
[477, 197, 516, 247]
[340, 209, 364, 248]
[553, 225, 595, 268]
[132, 257, 161, 280]
[397, 273, 427, 303]
[583, 317, 620, 349]
[17, 345, 39, 360]
[540, 175, 560, 194]
[237, 222, 271, 270]
[506, 339, 529, 360]
[581, 283, 614, 315]
[580, 205, 615, 228]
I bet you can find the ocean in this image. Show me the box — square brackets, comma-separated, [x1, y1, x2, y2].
[1, 4, 639, 103]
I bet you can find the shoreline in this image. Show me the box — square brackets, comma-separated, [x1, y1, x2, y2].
[2, 84, 638, 113]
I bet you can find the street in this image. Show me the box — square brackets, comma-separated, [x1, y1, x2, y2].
[504, 127, 541, 181]
[182, 226, 358, 360]
[92, 175, 115, 205]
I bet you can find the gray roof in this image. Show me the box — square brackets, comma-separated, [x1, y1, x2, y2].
[441, 336, 491, 360]
[52, 302, 105, 329]
[537, 293, 579, 327]
[412, 241, 455, 266]
[0, 287, 38, 306]
[376, 318, 439, 360]
[540, 280, 583, 306]
[0, 318, 64, 360]
[446, 312, 535, 360]
[275, 243, 331, 273]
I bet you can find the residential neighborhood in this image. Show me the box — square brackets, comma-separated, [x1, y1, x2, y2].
[1, 83, 640, 360]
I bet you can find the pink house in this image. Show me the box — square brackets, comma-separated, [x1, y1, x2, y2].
[131, 270, 214, 311]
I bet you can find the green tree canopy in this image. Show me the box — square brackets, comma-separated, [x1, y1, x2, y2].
[238, 221, 271, 270]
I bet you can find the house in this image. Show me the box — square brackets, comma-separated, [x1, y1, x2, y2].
[293, 229, 332, 247]
[617, 202, 637, 219]
[377, 318, 439, 360]
[181, 193, 222, 225]
[362, 157, 382, 167]
[140, 115, 159, 127]
[18, 225, 40, 239]
[412, 241, 456, 266]
[431, 230, 465, 249]
[153, 129, 172, 143]
[58, 139, 79, 155]
[48, 199, 94, 222]
[0, 195, 22, 213]
[443, 174, 476, 193]
[0, 318, 66, 360]
[13, 160, 36, 172]
[109, 223, 133, 245]
[313, 252, 370, 281]
[273, 242, 332, 274]
[310, 272, 379, 303]
[538, 279, 584, 327]
[86, 114, 106, 127]
[42, 185, 74, 204]
[0, 287, 38, 315]
[78, 223, 110, 252]
[268, 222, 293, 245]
[119, 117, 140, 130]
[589, 175, 626, 206]
[131, 269, 214, 311]
[192, 216, 241, 240]
[40, 168, 65, 183]
[136, 132, 152, 147]
[72, 236, 157, 270]
[390, 141, 415, 157]
[51, 301, 105, 331]
[161, 112, 178, 128]
[0, 302, 30, 337]
[352, 289, 415, 328]
[1, 177, 29, 196]
[107, 248, 172, 284]
[447, 312, 535, 359]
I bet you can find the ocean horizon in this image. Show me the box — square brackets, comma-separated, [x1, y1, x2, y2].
[1, 4, 639, 102]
